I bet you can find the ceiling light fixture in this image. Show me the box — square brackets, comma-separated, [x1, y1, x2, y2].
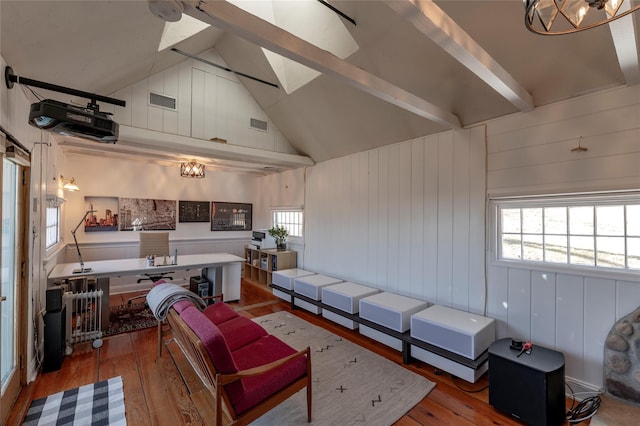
[524, 0, 640, 35]
[180, 161, 205, 178]
[60, 175, 80, 191]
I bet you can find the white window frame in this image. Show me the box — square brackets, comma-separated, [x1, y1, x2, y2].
[490, 191, 640, 278]
[272, 207, 304, 241]
[45, 196, 63, 252]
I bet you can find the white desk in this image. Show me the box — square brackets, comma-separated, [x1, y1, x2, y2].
[48, 253, 245, 329]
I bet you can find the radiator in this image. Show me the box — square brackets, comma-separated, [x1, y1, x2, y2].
[64, 290, 104, 344]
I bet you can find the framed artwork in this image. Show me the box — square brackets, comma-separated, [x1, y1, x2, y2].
[211, 202, 252, 231]
[84, 197, 119, 232]
[179, 201, 211, 223]
[119, 197, 176, 231]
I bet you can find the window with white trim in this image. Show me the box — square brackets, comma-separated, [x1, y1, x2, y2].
[495, 194, 640, 271]
[272, 209, 303, 238]
[45, 201, 61, 250]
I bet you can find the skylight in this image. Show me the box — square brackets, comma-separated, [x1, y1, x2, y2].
[227, 0, 359, 94]
[157, 13, 210, 52]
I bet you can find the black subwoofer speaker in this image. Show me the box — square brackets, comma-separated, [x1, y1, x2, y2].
[489, 338, 565, 426]
[43, 305, 66, 373]
[46, 287, 64, 312]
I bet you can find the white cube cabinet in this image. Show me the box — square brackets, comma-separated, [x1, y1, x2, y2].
[293, 274, 343, 314]
[359, 292, 429, 351]
[410, 305, 495, 360]
[321, 282, 379, 330]
[271, 268, 316, 301]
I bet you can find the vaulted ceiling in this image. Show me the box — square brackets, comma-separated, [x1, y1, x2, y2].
[2, 0, 639, 170]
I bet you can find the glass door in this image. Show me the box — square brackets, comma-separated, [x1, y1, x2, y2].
[1, 157, 27, 424]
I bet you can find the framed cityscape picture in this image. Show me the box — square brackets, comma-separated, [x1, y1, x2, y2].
[119, 197, 176, 231]
[84, 197, 119, 232]
[211, 202, 252, 231]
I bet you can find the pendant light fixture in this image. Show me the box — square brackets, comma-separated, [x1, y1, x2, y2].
[180, 161, 205, 178]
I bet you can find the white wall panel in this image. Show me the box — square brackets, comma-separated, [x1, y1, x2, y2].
[436, 133, 454, 306]
[163, 65, 179, 135]
[191, 68, 205, 140]
[556, 274, 585, 380]
[147, 73, 164, 131]
[304, 128, 486, 308]
[130, 80, 148, 129]
[452, 131, 471, 311]
[584, 277, 615, 388]
[177, 61, 192, 137]
[468, 126, 486, 314]
[410, 139, 425, 298]
[616, 280, 640, 320]
[507, 268, 531, 341]
[487, 266, 509, 338]
[423, 135, 439, 303]
[530, 271, 556, 348]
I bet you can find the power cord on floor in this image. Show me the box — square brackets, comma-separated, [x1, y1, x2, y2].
[434, 368, 489, 393]
[565, 383, 602, 423]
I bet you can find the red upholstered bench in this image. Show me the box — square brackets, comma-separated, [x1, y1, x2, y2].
[166, 302, 312, 425]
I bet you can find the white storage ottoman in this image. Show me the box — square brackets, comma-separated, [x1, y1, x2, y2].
[321, 282, 379, 330]
[293, 274, 343, 314]
[359, 292, 428, 351]
[409, 305, 495, 383]
[410, 305, 495, 360]
[271, 268, 316, 301]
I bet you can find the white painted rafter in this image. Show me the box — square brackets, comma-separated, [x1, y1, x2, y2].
[181, 0, 461, 129]
[385, 0, 535, 112]
[608, 2, 640, 85]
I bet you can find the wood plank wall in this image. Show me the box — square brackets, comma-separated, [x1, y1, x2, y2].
[486, 85, 640, 390]
[303, 126, 487, 314]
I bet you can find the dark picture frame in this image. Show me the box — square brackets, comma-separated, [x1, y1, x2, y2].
[179, 201, 211, 223]
[211, 202, 252, 231]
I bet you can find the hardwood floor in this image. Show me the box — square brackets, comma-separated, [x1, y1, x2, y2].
[8, 280, 589, 425]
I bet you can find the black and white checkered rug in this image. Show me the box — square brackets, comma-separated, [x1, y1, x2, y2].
[22, 376, 126, 426]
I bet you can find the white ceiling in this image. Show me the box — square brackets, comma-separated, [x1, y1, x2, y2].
[2, 0, 639, 170]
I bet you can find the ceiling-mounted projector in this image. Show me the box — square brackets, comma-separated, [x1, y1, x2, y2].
[29, 99, 119, 143]
[5, 66, 126, 143]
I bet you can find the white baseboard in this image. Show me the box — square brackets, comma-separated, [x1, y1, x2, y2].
[566, 376, 603, 399]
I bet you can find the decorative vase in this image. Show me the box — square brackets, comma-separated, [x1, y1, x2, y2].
[277, 242, 286, 251]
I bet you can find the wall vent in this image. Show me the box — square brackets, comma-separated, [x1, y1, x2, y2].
[250, 118, 268, 132]
[149, 92, 177, 110]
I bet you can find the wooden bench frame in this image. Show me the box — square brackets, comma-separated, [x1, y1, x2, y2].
[166, 309, 312, 425]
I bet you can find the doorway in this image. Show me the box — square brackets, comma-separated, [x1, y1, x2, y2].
[1, 153, 29, 424]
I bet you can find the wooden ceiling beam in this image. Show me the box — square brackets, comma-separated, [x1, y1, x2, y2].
[608, 3, 640, 86]
[385, 0, 535, 112]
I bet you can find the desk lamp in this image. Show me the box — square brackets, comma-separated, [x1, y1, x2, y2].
[72, 210, 96, 274]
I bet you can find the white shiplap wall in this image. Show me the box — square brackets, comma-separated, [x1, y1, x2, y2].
[303, 127, 487, 314]
[106, 49, 297, 155]
[486, 84, 640, 390]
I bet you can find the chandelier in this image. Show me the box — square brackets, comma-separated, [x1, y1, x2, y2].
[525, 0, 640, 35]
[180, 161, 205, 178]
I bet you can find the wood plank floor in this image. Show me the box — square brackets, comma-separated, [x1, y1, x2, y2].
[8, 280, 594, 425]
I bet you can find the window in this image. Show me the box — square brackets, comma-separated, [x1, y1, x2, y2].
[495, 193, 640, 271]
[272, 209, 303, 238]
[45, 201, 61, 250]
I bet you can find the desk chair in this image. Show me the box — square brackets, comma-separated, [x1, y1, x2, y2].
[137, 231, 174, 283]
[127, 232, 174, 305]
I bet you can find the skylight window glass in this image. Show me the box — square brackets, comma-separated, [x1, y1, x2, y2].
[228, 0, 359, 94]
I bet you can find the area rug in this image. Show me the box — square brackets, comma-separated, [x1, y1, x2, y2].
[250, 312, 435, 425]
[22, 376, 126, 426]
[103, 303, 156, 337]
